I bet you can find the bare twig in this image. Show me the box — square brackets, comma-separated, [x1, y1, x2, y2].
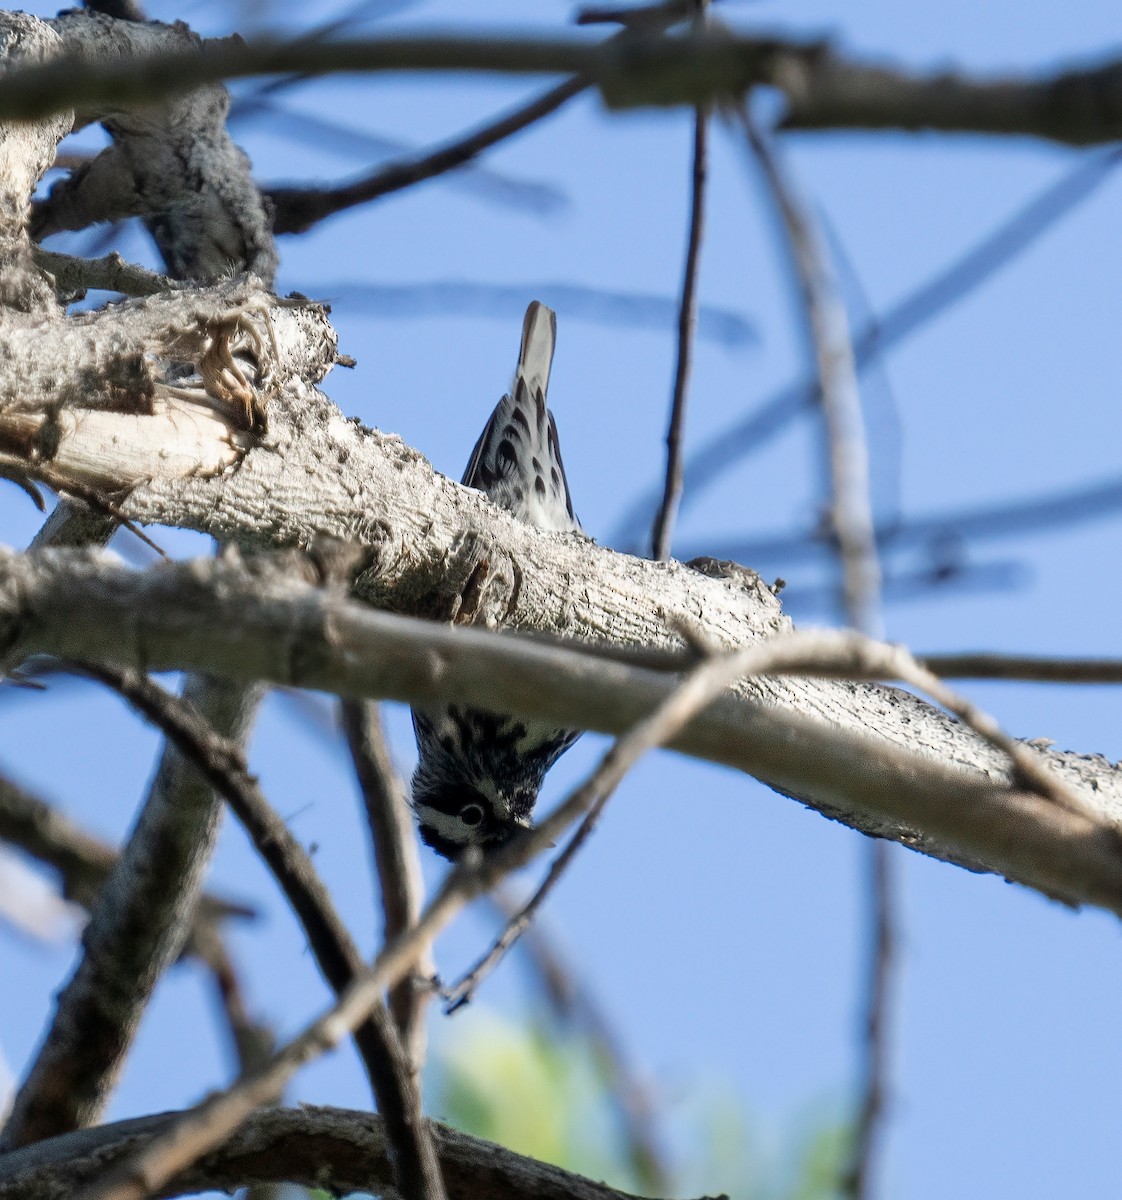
[443, 801, 612, 1013]
[33, 249, 177, 298]
[188, 925, 275, 1083]
[739, 106, 890, 1199]
[268, 76, 585, 234]
[74, 663, 446, 1200]
[613, 147, 1122, 547]
[339, 699, 431, 1069]
[918, 653, 1122, 683]
[651, 33, 708, 560]
[73, 641, 793, 1200]
[0, 676, 258, 1152]
[0, 769, 253, 923]
[485, 629, 1122, 686]
[483, 889, 672, 1194]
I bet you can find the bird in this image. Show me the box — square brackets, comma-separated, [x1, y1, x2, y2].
[410, 301, 582, 859]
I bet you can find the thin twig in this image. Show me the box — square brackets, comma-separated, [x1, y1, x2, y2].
[484, 889, 672, 1194]
[73, 641, 785, 1200]
[650, 88, 708, 560]
[188, 924, 275, 1080]
[268, 75, 585, 234]
[443, 798, 613, 1013]
[0, 768, 254, 922]
[613, 147, 1122, 547]
[75, 663, 446, 1200]
[495, 629, 1122, 685]
[918, 652, 1122, 684]
[739, 106, 890, 1200]
[267, 1, 693, 235]
[340, 699, 431, 1069]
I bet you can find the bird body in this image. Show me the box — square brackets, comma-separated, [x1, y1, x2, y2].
[411, 302, 581, 859]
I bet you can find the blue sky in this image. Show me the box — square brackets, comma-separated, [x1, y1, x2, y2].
[2, 1, 1122, 1197]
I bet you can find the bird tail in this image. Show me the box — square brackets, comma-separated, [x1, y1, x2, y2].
[461, 301, 580, 533]
[514, 300, 557, 403]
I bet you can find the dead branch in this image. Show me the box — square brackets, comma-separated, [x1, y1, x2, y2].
[340, 700, 431, 1070]
[71, 636, 795, 1200]
[0, 550, 1119, 915]
[0, 1103, 695, 1200]
[77, 664, 446, 1200]
[1, 26, 1122, 145]
[0, 678, 259, 1150]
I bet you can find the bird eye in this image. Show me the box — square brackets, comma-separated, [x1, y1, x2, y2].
[459, 802, 485, 827]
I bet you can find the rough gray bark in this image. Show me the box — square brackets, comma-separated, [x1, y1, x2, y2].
[0, 548, 1120, 916]
[0, 14, 69, 313]
[32, 11, 276, 281]
[0, 263, 1118, 906]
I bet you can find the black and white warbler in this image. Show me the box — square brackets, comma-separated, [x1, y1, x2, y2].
[410, 301, 582, 859]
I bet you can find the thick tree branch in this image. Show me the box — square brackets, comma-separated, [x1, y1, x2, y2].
[31, 12, 277, 282]
[0, 550, 1120, 915]
[1, 26, 1122, 145]
[0, 1104, 695, 1200]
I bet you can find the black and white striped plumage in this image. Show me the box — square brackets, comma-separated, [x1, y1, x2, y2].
[411, 302, 581, 859]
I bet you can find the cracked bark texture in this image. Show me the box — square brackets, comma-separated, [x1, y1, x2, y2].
[0, 14, 69, 313]
[0, 267, 1118, 889]
[32, 11, 276, 282]
[0, 544, 1119, 916]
